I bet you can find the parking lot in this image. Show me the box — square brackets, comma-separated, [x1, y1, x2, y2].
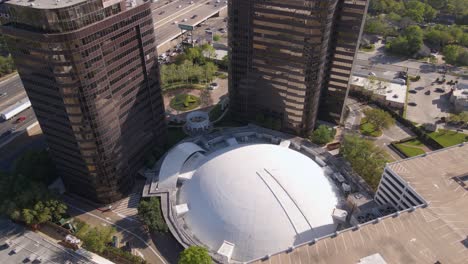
[355, 42, 465, 125]
[405, 71, 458, 125]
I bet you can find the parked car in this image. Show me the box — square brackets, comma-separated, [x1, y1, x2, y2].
[0, 92, 7, 99]
[191, 15, 198, 19]
[409, 90, 417, 94]
[434, 88, 445, 93]
[408, 102, 418, 106]
[159, 11, 165, 15]
[209, 83, 219, 90]
[393, 78, 406, 85]
[425, 90, 431, 95]
[14, 116, 26, 124]
[182, 18, 188, 22]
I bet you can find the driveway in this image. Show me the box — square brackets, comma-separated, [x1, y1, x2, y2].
[374, 122, 415, 161]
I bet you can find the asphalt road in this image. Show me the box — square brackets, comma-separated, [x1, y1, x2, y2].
[0, 75, 37, 147]
[152, 0, 227, 46]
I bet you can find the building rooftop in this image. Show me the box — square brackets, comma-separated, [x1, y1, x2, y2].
[350, 75, 407, 104]
[174, 143, 341, 262]
[249, 144, 468, 264]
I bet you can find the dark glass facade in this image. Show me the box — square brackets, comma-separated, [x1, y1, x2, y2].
[229, 0, 368, 135]
[0, 0, 166, 203]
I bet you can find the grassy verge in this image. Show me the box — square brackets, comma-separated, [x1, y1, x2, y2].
[428, 129, 468, 147]
[394, 142, 426, 157]
[360, 118, 382, 137]
[169, 94, 201, 111]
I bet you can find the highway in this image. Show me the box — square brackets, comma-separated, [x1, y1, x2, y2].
[0, 1, 227, 148]
[0, 75, 37, 147]
[152, 0, 227, 48]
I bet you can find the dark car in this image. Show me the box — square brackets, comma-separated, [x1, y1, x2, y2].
[408, 102, 418, 106]
[425, 90, 431, 95]
[191, 15, 198, 19]
[409, 90, 417, 94]
[434, 88, 445, 93]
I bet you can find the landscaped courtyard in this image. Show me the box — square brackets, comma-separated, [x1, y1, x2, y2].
[360, 118, 383, 137]
[428, 129, 468, 148]
[170, 94, 201, 112]
[394, 139, 427, 157]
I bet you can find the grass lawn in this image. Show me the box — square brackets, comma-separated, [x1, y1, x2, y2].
[170, 94, 201, 111]
[360, 120, 382, 137]
[428, 129, 468, 148]
[394, 143, 426, 157]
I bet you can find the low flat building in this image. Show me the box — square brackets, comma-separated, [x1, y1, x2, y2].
[350, 75, 407, 109]
[0, 218, 112, 264]
[249, 143, 468, 264]
[451, 82, 468, 112]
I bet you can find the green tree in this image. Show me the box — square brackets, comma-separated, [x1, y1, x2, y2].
[178, 246, 212, 264]
[201, 44, 216, 60]
[448, 111, 468, 126]
[213, 35, 221, 42]
[340, 135, 389, 190]
[363, 108, 395, 131]
[137, 197, 168, 232]
[386, 25, 423, 56]
[76, 223, 116, 254]
[219, 55, 229, 69]
[309, 125, 336, 145]
[14, 150, 57, 184]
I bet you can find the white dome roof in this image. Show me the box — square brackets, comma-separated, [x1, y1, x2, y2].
[177, 144, 339, 262]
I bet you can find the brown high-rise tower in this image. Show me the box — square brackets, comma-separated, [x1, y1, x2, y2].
[228, 0, 368, 135]
[0, 0, 166, 203]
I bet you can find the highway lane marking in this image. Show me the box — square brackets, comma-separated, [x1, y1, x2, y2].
[66, 203, 168, 264]
[154, 0, 211, 28]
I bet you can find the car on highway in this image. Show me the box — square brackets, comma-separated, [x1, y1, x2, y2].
[173, 21, 178, 24]
[0, 92, 7, 99]
[369, 72, 376, 76]
[177, 5, 182, 8]
[14, 116, 26, 124]
[191, 15, 198, 19]
[159, 11, 165, 15]
[0, 130, 12, 139]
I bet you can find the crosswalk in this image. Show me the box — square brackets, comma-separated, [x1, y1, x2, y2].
[111, 184, 142, 218]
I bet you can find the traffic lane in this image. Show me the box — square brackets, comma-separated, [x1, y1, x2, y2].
[0, 107, 36, 139]
[154, 3, 226, 45]
[153, 0, 209, 27]
[0, 75, 27, 110]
